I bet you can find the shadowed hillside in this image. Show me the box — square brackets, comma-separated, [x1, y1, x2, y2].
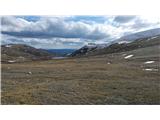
[1, 44, 56, 63]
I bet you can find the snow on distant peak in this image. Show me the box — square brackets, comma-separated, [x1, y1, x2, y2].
[96, 44, 108, 49]
[147, 36, 159, 41]
[85, 43, 108, 50]
[150, 36, 158, 39]
[118, 28, 160, 42]
[118, 41, 130, 44]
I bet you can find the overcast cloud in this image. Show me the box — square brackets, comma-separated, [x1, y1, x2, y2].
[1, 15, 160, 49]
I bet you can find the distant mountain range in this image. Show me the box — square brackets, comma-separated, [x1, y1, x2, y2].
[70, 28, 160, 57]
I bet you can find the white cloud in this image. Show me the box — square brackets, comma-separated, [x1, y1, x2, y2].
[1, 34, 85, 49]
[1, 16, 110, 40]
[1, 16, 31, 31]
[1, 15, 160, 49]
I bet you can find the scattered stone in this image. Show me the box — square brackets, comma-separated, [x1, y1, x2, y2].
[18, 56, 25, 59]
[28, 72, 32, 75]
[26, 79, 30, 82]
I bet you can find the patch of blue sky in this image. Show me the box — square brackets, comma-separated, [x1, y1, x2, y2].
[65, 15, 107, 23]
[16, 16, 40, 22]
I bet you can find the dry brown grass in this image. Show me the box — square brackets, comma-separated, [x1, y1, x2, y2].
[1, 50, 160, 104]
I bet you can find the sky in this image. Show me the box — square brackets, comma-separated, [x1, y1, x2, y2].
[1, 15, 160, 49]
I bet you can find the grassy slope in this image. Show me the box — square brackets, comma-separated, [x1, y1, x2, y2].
[1, 44, 55, 62]
[70, 36, 160, 57]
[1, 45, 160, 104]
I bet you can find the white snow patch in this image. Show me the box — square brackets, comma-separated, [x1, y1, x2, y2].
[52, 57, 66, 59]
[8, 60, 16, 63]
[144, 61, 155, 64]
[124, 54, 134, 59]
[143, 68, 158, 71]
[150, 36, 158, 39]
[118, 41, 130, 44]
[85, 43, 108, 50]
[147, 36, 158, 41]
[85, 44, 96, 48]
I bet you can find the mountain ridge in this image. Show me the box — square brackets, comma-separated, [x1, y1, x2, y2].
[70, 28, 160, 57]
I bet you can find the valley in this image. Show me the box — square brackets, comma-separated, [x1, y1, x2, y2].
[1, 45, 160, 104]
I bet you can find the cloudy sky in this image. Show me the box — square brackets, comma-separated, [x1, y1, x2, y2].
[1, 15, 160, 49]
